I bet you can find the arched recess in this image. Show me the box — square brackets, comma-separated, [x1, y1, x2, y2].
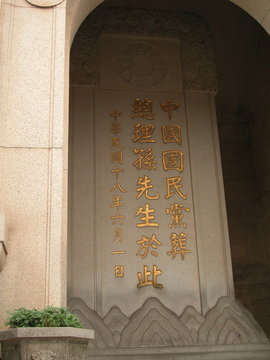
[229, 0, 270, 34]
[66, 0, 270, 44]
[67, 0, 270, 337]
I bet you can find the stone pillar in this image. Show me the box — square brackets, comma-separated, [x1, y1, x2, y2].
[0, 0, 68, 327]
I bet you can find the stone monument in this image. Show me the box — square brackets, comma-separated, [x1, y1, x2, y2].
[68, 7, 270, 359]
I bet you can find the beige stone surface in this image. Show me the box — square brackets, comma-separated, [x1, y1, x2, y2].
[262, 8, 270, 34]
[2, 0, 65, 7]
[50, 7, 66, 149]
[0, 215, 8, 272]
[67, 0, 96, 43]
[0, 148, 67, 325]
[45, 148, 66, 306]
[0, 0, 68, 329]
[1, 5, 66, 148]
[0, 149, 49, 326]
[185, 93, 234, 313]
[0, 3, 13, 147]
[25, 0, 64, 7]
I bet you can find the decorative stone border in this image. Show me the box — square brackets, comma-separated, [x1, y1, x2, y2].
[70, 7, 217, 92]
[69, 296, 269, 348]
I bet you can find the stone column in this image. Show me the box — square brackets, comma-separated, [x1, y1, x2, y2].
[0, 0, 68, 327]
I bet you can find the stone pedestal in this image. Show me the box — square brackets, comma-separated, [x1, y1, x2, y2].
[0, 328, 94, 360]
[69, 296, 270, 358]
[88, 344, 270, 360]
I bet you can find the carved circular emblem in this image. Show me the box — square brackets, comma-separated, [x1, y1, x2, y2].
[115, 43, 167, 87]
[26, 0, 64, 7]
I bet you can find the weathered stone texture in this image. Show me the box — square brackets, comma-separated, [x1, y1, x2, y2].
[215, 15, 270, 337]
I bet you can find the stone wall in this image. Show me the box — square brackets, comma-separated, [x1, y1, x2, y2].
[213, 11, 270, 335]
[249, 28, 270, 336]
[251, 29, 270, 271]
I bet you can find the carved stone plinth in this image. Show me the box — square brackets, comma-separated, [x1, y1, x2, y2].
[69, 296, 270, 359]
[0, 327, 94, 360]
[88, 344, 270, 360]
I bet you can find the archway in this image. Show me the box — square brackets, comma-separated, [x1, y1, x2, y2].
[66, 0, 270, 44]
[67, 0, 270, 346]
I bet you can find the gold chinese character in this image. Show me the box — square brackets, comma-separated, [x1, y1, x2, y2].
[111, 212, 125, 225]
[132, 124, 156, 143]
[111, 195, 124, 210]
[112, 250, 126, 255]
[111, 122, 121, 135]
[110, 109, 122, 121]
[167, 232, 191, 260]
[165, 177, 187, 199]
[111, 183, 127, 193]
[111, 151, 123, 164]
[137, 265, 163, 288]
[111, 164, 124, 179]
[115, 265, 124, 277]
[162, 151, 184, 172]
[136, 175, 159, 200]
[133, 148, 157, 171]
[112, 137, 125, 150]
[135, 203, 159, 227]
[113, 228, 123, 243]
[160, 99, 180, 120]
[136, 234, 163, 258]
[132, 98, 155, 120]
[166, 203, 190, 229]
[161, 125, 181, 144]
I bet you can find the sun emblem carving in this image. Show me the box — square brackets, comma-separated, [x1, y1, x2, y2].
[115, 43, 167, 87]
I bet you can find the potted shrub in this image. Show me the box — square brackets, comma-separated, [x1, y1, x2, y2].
[0, 307, 94, 360]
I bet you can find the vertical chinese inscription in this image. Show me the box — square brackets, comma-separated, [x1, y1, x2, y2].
[110, 110, 127, 277]
[105, 96, 192, 289]
[160, 99, 191, 263]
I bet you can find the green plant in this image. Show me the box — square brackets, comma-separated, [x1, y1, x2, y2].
[6, 307, 82, 328]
